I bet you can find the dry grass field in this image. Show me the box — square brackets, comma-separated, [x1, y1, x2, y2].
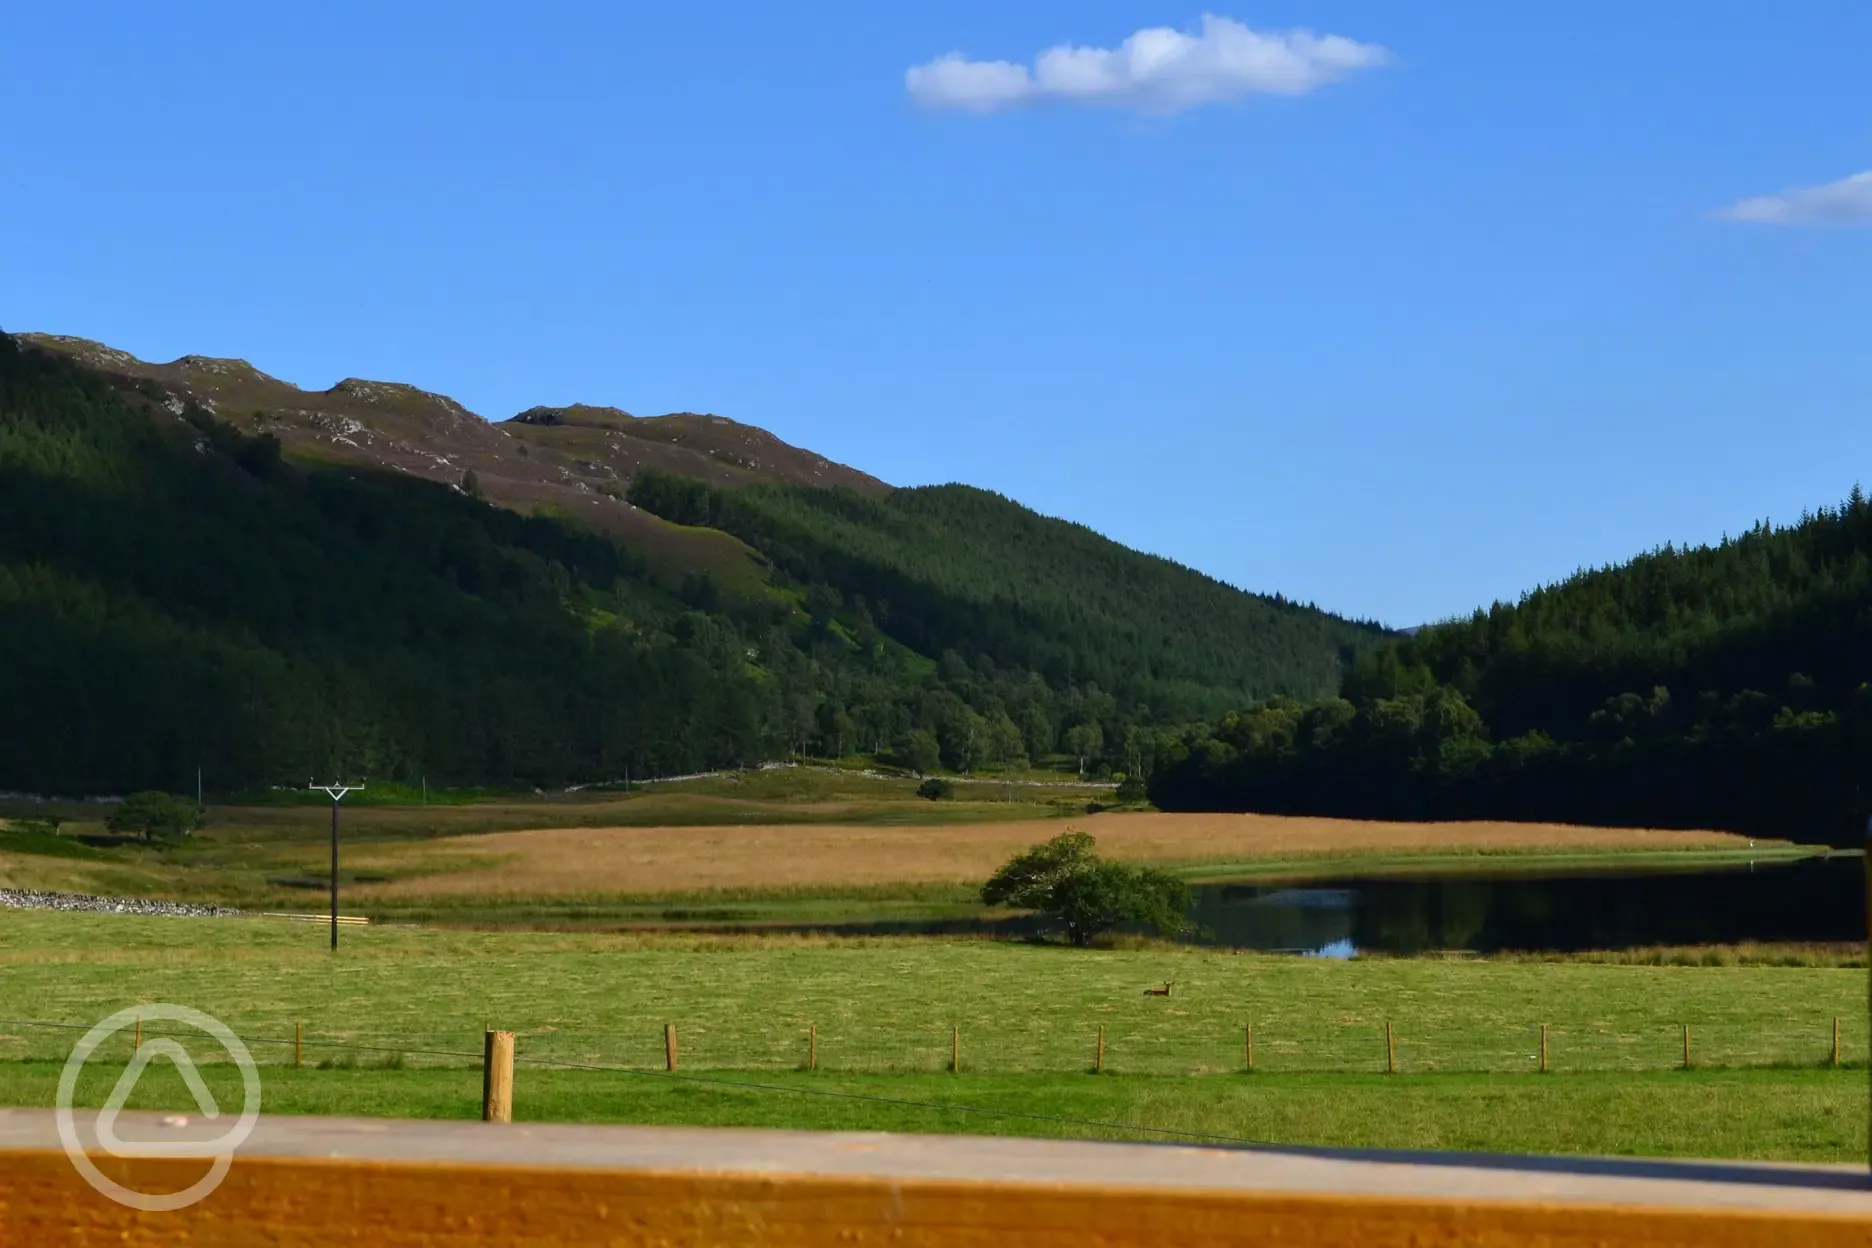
[0, 768, 1797, 926]
[352, 812, 1773, 901]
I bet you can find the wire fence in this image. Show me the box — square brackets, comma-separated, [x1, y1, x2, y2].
[0, 1017, 1277, 1149]
[3, 1014, 1864, 1077]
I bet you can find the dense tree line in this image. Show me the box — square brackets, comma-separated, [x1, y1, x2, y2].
[2, 334, 1375, 795]
[0, 334, 782, 793]
[1152, 495, 1872, 845]
[628, 468, 1385, 719]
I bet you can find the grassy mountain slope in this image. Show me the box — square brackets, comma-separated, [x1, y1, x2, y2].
[628, 469, 1387, 716]
[18, 331, 1379, 720]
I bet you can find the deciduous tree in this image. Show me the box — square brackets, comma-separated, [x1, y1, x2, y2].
[981, 831, 1189, 947]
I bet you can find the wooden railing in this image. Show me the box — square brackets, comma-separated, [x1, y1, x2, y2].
[5, 1110, 1871, 1245]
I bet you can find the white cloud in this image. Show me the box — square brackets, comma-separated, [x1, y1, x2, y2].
[1715, 171, 1872, 226]
[905, 14, 1388, 115]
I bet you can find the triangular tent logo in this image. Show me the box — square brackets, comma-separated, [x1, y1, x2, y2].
[94, 1039, 223, 1158]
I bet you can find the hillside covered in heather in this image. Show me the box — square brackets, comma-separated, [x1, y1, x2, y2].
[0, 331, 1381, 794]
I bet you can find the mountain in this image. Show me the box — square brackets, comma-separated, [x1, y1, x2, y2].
[626, 469, 1379, 715]
[0, 329, 1381, 794]
[1152, 496, 1872, 843]
[18, 333, 883, 594]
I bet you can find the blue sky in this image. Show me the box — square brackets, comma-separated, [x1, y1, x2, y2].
[5, 3, 1870, 627]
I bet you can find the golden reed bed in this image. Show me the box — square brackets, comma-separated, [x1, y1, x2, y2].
[352, 812, 1760, 899]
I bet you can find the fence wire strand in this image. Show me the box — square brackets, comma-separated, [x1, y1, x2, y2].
[0, 1016, 1278, 1150]
[4, 1014, 1861, 1079]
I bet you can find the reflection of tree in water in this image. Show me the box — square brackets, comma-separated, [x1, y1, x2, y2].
[1352, 886, 1433, 955]
[1437, 882, 1492, 950]
[1346, 883, 1488, 954]
[1349, 876, 1652, 954]
[1187, 859, 1863, 954]
[1337, 859, 1862, 955]
[1190, 886, 1354, 952]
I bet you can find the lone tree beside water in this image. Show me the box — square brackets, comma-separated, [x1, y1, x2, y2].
[981, 830, 1189, 947]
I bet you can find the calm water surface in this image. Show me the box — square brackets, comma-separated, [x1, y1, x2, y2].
[1187, 854, 1865, 957]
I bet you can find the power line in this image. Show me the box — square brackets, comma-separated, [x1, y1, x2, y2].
[307, 781, 363, 951]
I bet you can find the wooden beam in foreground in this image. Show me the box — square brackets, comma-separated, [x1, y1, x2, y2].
[4, 1109, 1871, 1246]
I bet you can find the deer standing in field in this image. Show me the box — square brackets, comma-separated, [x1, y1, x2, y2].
[1143, 981, 1173, 997]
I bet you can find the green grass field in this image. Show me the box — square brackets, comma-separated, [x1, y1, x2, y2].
[5, 911, 1860, 1074]
[4, 772, 1859, 1164]
[10, 1063, 1861, 1163]
[2, 909, 1867, 1161]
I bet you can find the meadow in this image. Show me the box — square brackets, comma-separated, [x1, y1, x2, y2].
[4, 909, 1860, 1075]
[13, 1064, 1860, 1163]
[0, 766, 1791, 928]
[3, 908, 1868, 1161]
[346, 810, 1773, 902]
[2, 772, 1856, 1163]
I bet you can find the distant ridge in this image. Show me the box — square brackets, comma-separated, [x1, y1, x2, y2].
[0, 327, 1386, 795]
[17, 332, 884, 587]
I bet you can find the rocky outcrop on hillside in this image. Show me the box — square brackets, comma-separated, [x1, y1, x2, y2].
[15, 332, 887, 585]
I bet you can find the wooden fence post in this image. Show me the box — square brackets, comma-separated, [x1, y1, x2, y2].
[1245, 1024, 1254, 1074]
[1834, 1017, 1842, 1068]
[1386, 1022, 1395, 1075]
[1539, 1024, 1547, 1074]
[951, 1025, 960, 1074]
[1682, 1024, 1691, 1070]
[295, 1022, 303, 1070]
[809, 1023, 817, 1073]
[1095, 1025, 1104, 1075]
[134, 1015, 141, 1052]
[482, 1030, 514, 1123]
[665, 1022, 678, 1073]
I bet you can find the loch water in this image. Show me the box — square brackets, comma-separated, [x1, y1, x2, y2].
[1186, 854, 1865, 957]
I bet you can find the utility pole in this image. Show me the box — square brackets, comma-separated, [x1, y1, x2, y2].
[311, 781, 363, 950]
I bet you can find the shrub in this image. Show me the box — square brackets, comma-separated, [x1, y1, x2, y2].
[916, 777, 954, 801]
[106, 791, 203, 843]
[981, 830, 1189, 947]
